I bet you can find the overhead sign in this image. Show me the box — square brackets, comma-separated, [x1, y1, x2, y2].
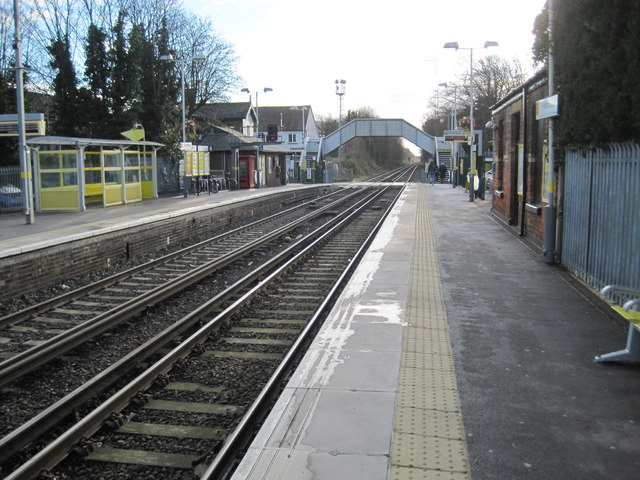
[0, 113, 46, 137]
[444, 133, 469, 142]
[536, 94, 559, 120]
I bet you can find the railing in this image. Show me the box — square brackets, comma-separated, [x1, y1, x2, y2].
[562, 143, 640, 292]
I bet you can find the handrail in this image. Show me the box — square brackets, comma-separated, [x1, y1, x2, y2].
[600, 284, 640, 297]
[600, 284, 640, 312]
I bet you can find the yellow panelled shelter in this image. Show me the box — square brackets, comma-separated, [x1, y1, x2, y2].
[26, 137, 163, 212]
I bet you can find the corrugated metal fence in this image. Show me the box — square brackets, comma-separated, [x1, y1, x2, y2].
[562, 143, 640, 296]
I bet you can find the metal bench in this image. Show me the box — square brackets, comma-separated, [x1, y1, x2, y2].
[595, 285, 640, 363]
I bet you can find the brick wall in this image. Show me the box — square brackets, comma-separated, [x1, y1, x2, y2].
[490, 72, 548, 242]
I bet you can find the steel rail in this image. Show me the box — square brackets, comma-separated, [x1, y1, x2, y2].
[0, 189, 367, 387]
[3, 187, 388, 480]
[0, 189, 344, 329]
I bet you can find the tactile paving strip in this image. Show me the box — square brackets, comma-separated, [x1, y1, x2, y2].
[389, 185, 471, 480]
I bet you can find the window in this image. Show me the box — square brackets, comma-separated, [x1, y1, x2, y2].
[125, 170, 139, 183]
[41, 172, 60, 188]
[39, 153, 60, 170]
[63, 172, 78, 186]
[288, 133, 297, 143]
[104, 152, 121, 167]
[85, 170, 102, 185]
[105, 170, 122, 184]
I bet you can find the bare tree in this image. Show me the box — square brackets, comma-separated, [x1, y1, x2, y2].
[427, 55, 526, 134]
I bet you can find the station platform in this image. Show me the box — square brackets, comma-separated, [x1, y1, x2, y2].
[1, 182, 639, 479]
[0, 184, 317, 258]
[232, 183, 640, 480]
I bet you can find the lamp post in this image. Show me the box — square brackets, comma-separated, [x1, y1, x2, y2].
[335, 79, 346, 171]
[439, 82, 460, 187]
[444, 40, 498, 202]
[13, 0, 33, 224]
[241, 87, 273, 139]
[160, 53, 206, 197]
[438, 82, 459, 130]
[543, 0, 556, 264]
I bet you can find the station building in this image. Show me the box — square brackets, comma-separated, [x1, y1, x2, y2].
[490, 69, 549, 244]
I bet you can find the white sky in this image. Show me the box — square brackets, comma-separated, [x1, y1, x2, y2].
[183, 0, 547, 131]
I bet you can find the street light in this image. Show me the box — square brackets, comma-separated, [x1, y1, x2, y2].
[13, 0, 34, 224]
[439, 82, 461, 188]
[160, 52, 206, 197]
[444, 40, 498, 202]
[335, 79, 346, 171]
[438, 82, 459, 130]
[241, 87, 273, 139]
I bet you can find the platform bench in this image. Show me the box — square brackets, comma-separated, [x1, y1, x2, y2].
[595, 286, 640, 363]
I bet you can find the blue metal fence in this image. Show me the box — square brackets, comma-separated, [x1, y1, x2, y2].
[562, 143, 640, 299]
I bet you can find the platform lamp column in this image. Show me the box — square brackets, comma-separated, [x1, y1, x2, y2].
[335, 79, 346, 172]
[444, 41, 498, 202]
[439, 82, 459, 187]
[242, 87, 273, 139]
[160, 53, 206, 197]
[543, 0, 557, 264]
[13, 0, 34, 224]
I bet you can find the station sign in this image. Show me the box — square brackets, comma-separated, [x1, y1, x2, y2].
[536, 94, 559, 120]
[184, 151, 210, 176]
[444, 133, 469, 142]
[0, 113, 46, 137]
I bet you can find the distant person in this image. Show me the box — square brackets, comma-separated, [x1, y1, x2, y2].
[427, 160, 437, 185]
[439, 163, 447, 183]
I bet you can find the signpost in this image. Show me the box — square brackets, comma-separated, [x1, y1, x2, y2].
[536, 94, 559, 120]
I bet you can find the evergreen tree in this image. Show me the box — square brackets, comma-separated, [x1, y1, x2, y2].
[80, 23, 111, 137]
[535, 0, 640, 146]
[125, 23, 147, 129]
[110, 12, 131, 135]
[48, 35, 79, 136]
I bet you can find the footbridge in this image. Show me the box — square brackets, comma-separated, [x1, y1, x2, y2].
[316, 118, 435, 157]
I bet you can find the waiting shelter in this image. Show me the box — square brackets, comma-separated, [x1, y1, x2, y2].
[26, 136, 163, 212]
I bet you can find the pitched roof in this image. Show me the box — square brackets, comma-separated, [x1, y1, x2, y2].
[200, 124, 288, 153]
[194, 102, 255, 121]
[200, 124, 258, 150]
[257, 106, 312, 131]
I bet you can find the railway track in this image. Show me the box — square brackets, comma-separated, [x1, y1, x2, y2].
[366, 163, 417, 183]
[1, 183, 404, 479]
[0, 187, 369, 468]
[0, 188, 362, 385]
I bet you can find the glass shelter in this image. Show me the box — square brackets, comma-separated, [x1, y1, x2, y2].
[26, 136, 163, 212]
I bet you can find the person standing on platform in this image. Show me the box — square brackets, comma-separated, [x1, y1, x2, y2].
[438, 163, 447, 183]
[427, 160, 437, 185]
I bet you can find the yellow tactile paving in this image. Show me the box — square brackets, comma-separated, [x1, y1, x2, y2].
[389, 185, 471, 480]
